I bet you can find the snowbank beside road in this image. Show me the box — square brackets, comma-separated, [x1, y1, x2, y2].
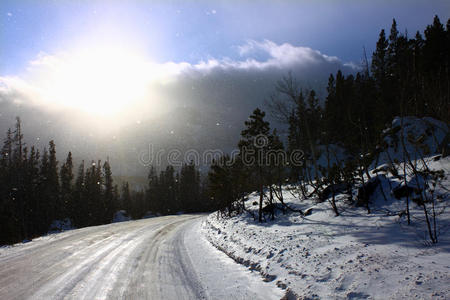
[202, 157, 450, 299]
[183, 218, 284, 299]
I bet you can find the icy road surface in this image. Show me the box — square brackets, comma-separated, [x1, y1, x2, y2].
[0, 215, 283, 300]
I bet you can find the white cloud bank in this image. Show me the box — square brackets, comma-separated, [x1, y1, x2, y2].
[1, 40, 357, 115]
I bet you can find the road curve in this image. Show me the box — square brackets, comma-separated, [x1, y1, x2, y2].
[0, 215, 282, 300]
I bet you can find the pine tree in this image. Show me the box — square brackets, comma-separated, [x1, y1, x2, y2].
[24, 146, 40, 238]
[239, 108, 271, 222]
[38, 147, 50, 231]
[60, 152, 74, 222]
[372, 29, 389, 86]
[1, 128, 13, 168]
[35, 141, 60, 231]
[412, 31, 425, 116]
[12, 117, 27, 239]
[387, 19, 399, 75]
[102, 160, 114, 223]
[423, 16, 449, 120]
[179, 162, 201, 212]
[208, 155, 235, 216]
[84, 160, 103, 225]
[48, 141, 60, 222]
[113, 184, 120, 211]
[121, 181, 131, 216]
[73, 161, 85, 227]
[146, 165, 159, 213]
[0, 128, 16, 243]
[161, 165, 176, 214]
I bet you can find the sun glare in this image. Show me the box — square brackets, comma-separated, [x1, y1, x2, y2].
[34, 45, 154, 116]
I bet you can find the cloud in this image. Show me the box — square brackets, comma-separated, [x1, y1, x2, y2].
[1, 39, 358, 121]
[147, 40, 358, 121]
[0, 76, 42, 106]
[180, 39, 355, 74]
[236, 39, 342, 69]
[0, 39, 357, 109]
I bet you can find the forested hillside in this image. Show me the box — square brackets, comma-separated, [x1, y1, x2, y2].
[207, 16, 449, 226]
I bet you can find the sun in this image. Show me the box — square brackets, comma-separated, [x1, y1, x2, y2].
[34, 45, 154, 116]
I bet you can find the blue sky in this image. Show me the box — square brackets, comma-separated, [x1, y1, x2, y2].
[1, 0, 449, 75]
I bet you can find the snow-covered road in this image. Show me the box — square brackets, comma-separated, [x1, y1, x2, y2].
[0, 215, 283, 300]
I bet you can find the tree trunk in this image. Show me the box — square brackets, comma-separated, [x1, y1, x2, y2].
[259, 184, 263, 222]
[269, 186, 274, 220]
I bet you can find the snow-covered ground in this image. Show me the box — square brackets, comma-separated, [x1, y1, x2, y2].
[203, 156, 450, 299]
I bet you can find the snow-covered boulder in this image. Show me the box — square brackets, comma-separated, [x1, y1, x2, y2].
[377, 116, 448, 167]
[142, 211, 156, 219]
[112, 210, 131, 223]
[48, 218, 73, 233]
